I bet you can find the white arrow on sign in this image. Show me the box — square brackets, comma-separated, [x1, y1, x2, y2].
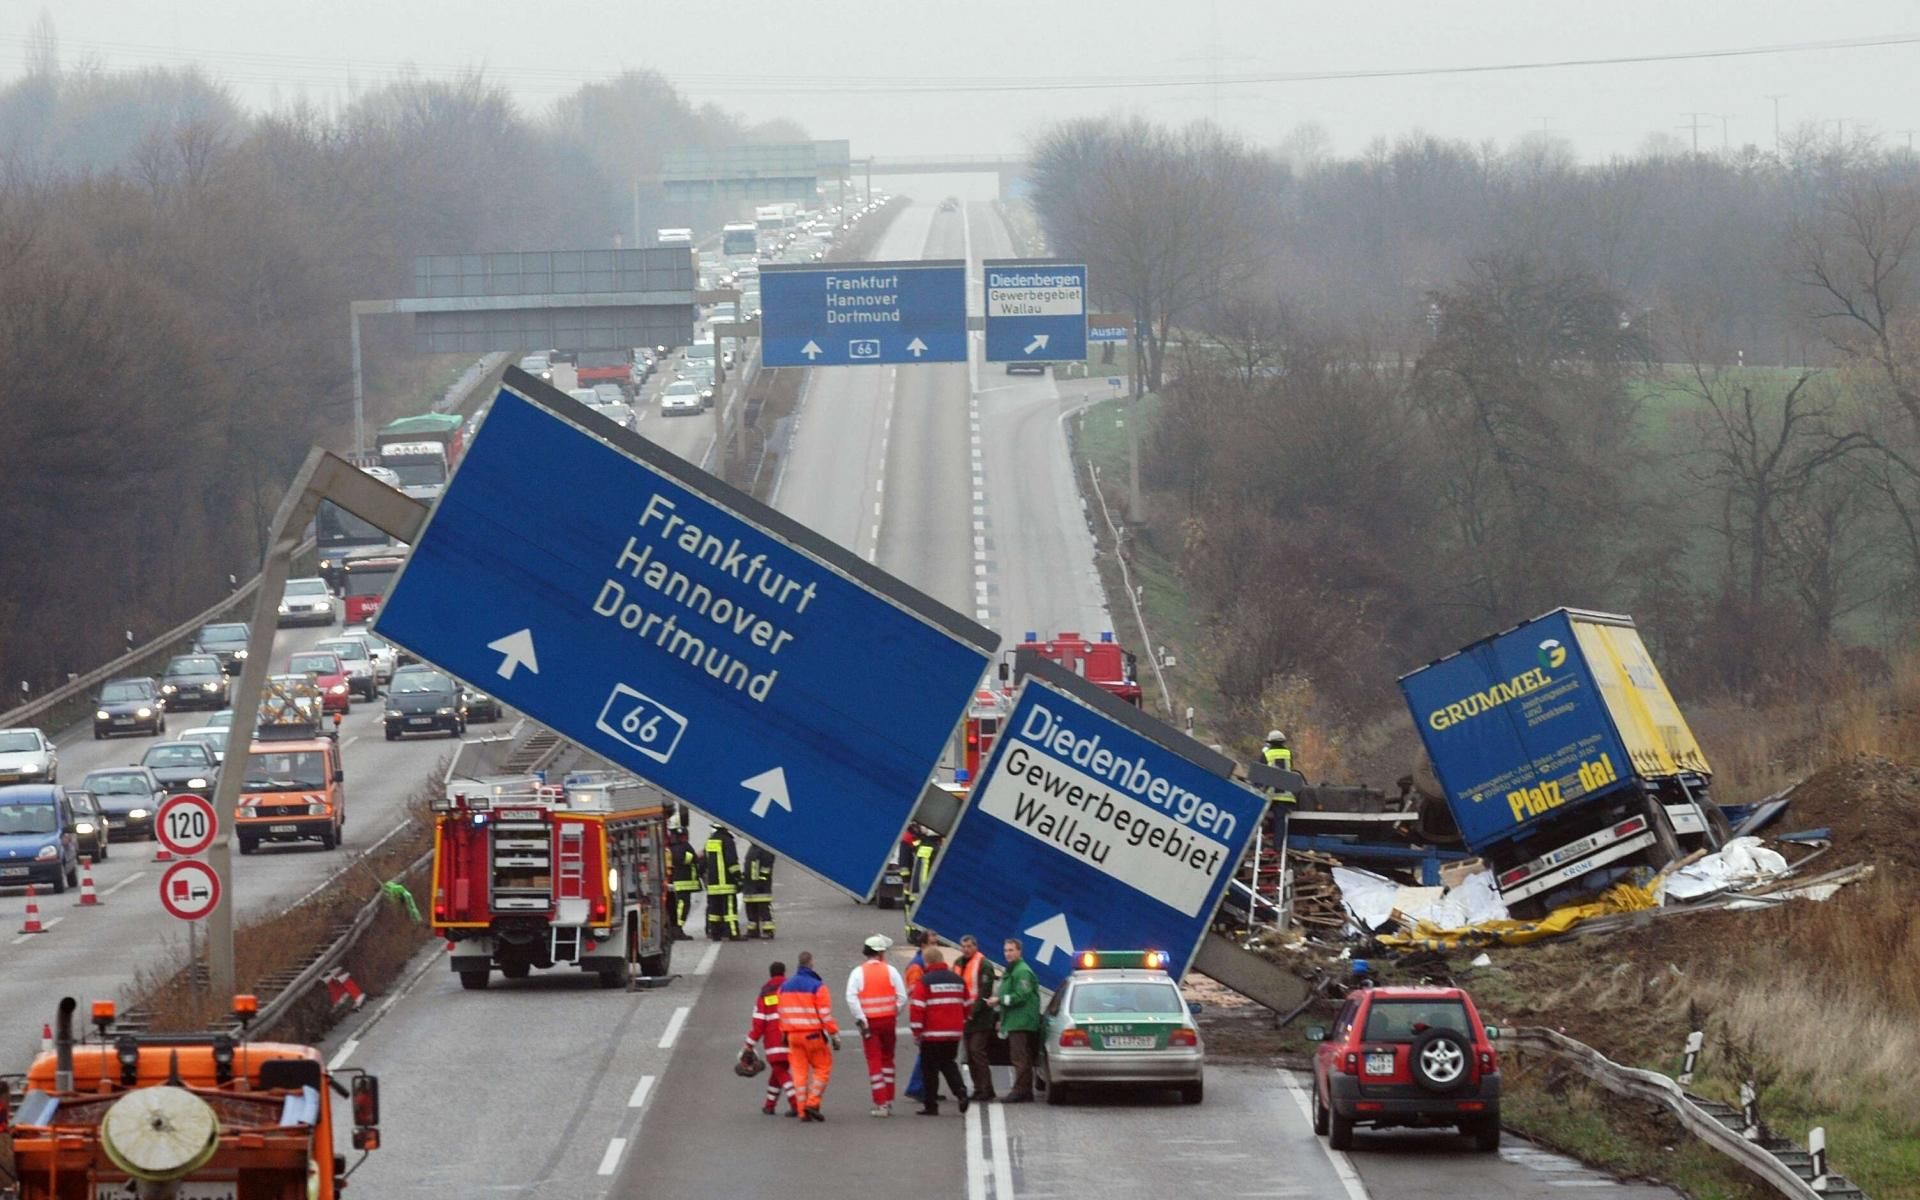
[907, 337, 928, 358]
[801, 340, 824, 360]
[1023, 333, 1050, 356]
[741, 767, 792, 818]
[1024, 912, 1076, 967]
[486, 628, 540, 680]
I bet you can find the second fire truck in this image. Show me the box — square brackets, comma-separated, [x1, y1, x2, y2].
[431, 771, 674, 990]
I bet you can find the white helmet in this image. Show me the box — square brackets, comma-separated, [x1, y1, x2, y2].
[863, 934, 893, 954]
[1266, 730, 1288, 744]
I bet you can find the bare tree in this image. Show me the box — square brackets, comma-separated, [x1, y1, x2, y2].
[1029, 117, 1281, 390]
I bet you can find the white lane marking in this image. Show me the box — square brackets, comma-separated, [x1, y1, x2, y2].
[965, 1100, 989, 1200]
[987, 1099, 1015, 1198]
[102, 870, 147, 897]
[628, 1074, 655, 1108]
[1280, 1071, 1372, 1200]
[11, 917, 62, 945]
[340, 735, 359, 749]
[693, 941, 721, 976]
[658, 1005, 691, 1049]
[327, 1037, 360, 1070]
[1546, 1183, 1618, 1189]
[595, 1137, 628, 1176]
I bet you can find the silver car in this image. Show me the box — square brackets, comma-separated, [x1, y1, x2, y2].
[1037, 960, 1205, 1105]
[314, 637, 380, 701]
[0, 728, 57, 784]
[277, 577, 335, 627]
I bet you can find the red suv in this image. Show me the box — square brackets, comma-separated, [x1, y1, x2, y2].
[1308, 985, 1501, 1152]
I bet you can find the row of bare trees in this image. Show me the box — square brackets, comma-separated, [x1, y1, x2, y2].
[0, 56, 802, 696]
[1030, 115, 1920, 725]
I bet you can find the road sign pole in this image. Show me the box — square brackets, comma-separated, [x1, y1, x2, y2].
[207, 450, 429, 1000]
[1129, 366, 1146, 526]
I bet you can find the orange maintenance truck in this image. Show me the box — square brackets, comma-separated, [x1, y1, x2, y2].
[1, 995, 380, 1199]
[431, 772, 673, 990]
[235, 677, 346, 854]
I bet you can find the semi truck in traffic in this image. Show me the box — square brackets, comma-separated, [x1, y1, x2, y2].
[656, 227, 692, 247]
[431, 772, 674, 990]
[1399, 608, 1728, 916]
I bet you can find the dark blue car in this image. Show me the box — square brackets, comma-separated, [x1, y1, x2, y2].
[0, 784, 80, 893]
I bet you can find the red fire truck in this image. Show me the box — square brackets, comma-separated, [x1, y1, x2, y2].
[1014, 630, 1144, 706]
[430, 772, 673, 990]
[954, 631, 1144, 786]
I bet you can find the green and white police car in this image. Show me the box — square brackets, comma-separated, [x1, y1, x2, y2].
[1036, 950, 1205, 1106]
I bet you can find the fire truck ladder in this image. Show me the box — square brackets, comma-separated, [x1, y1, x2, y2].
[551, 824, 588, 964]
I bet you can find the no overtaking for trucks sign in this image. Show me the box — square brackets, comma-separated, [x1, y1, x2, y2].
[911, 656, 1267, 992]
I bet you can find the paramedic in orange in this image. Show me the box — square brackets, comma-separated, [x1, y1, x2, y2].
[777, 950, 841, 1122]
[844, 934, 909, 1117]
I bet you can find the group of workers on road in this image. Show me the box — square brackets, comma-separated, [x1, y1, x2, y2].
[741, 930, 1041, 1122]
[668, 816, 777, 942]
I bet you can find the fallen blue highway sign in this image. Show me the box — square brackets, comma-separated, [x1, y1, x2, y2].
[910, 654, 1267, 991]
[375, 371, 997, 896]
[760, 260, 968, 366]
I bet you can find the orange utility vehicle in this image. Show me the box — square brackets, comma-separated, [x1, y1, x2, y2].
[236, 678, 346, 853]
[1, 995, 380, 1199]
[431, 772, 673, 991]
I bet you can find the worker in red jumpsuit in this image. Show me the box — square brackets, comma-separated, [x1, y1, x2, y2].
[743, 960, 795, 1116]
[845, 934, 908, 1117]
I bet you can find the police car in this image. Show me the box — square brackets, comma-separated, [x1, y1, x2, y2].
[1036, 950, 1205, 1105]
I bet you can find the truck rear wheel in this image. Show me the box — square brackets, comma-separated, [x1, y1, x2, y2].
[1643, 794, 1683, 866]
[500, 962, 530, 980]
[597, 957, 630, 989]
[459, 969, 490, 991]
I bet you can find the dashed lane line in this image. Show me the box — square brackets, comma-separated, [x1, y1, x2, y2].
[692, 941, 721, 976]
[658, 1005, 691, 1049]
[102, 870, 147, 897]
[628, 1075, 655, 1109]
[596, 1137, 628, 1177]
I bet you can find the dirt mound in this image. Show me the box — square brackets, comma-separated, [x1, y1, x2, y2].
[1778, 754, 1920, 872]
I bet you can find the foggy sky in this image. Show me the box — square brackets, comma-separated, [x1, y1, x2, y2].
[11, 0, 1918, 163]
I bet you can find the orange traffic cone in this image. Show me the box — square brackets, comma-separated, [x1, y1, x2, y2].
[40, 1023, 52, 1054]
[76, 858, 100, 907]
[153, 842, 174, 863]
[19, 885, 45, 934]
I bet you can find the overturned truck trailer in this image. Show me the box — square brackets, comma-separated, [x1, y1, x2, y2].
[1399, 608, 1729, 918]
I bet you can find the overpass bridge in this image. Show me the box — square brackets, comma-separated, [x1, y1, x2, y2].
[857, 153, 1031, 199]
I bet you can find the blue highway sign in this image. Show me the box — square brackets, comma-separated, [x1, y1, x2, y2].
[984, 260, 1088, 363]
[375, 373, 997, 896]
[1087, 313, 1132, 344]
[910, 655, 1267, 992]
[760, 260, 967, 366]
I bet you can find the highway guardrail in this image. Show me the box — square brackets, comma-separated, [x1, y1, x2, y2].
[1509, 1026, 1865, 1198]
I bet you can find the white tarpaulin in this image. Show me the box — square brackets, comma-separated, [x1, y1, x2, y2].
[1332, 866, 1399, 931]
[1661, 836, 1790, 901]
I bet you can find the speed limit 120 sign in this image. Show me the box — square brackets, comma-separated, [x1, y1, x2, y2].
[158, 859, 221, 922]
[156, 794, 218, 858]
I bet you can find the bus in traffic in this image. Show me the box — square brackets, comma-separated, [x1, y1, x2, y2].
[342, 554, 405, 626]
[722, 222, 756, 257]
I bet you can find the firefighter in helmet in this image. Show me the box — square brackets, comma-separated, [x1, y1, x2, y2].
[902, 827, 941, 942]
[703, 822, 744, 941]
[744, 842, 777, 939]
[667, 823, 702, 939]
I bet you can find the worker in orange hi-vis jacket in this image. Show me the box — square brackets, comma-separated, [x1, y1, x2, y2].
[845, 934, 909, 1117]
[778, 950, 841, 1123]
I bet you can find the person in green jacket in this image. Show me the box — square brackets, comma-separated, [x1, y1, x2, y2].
[988, 938, 1041, 1102]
